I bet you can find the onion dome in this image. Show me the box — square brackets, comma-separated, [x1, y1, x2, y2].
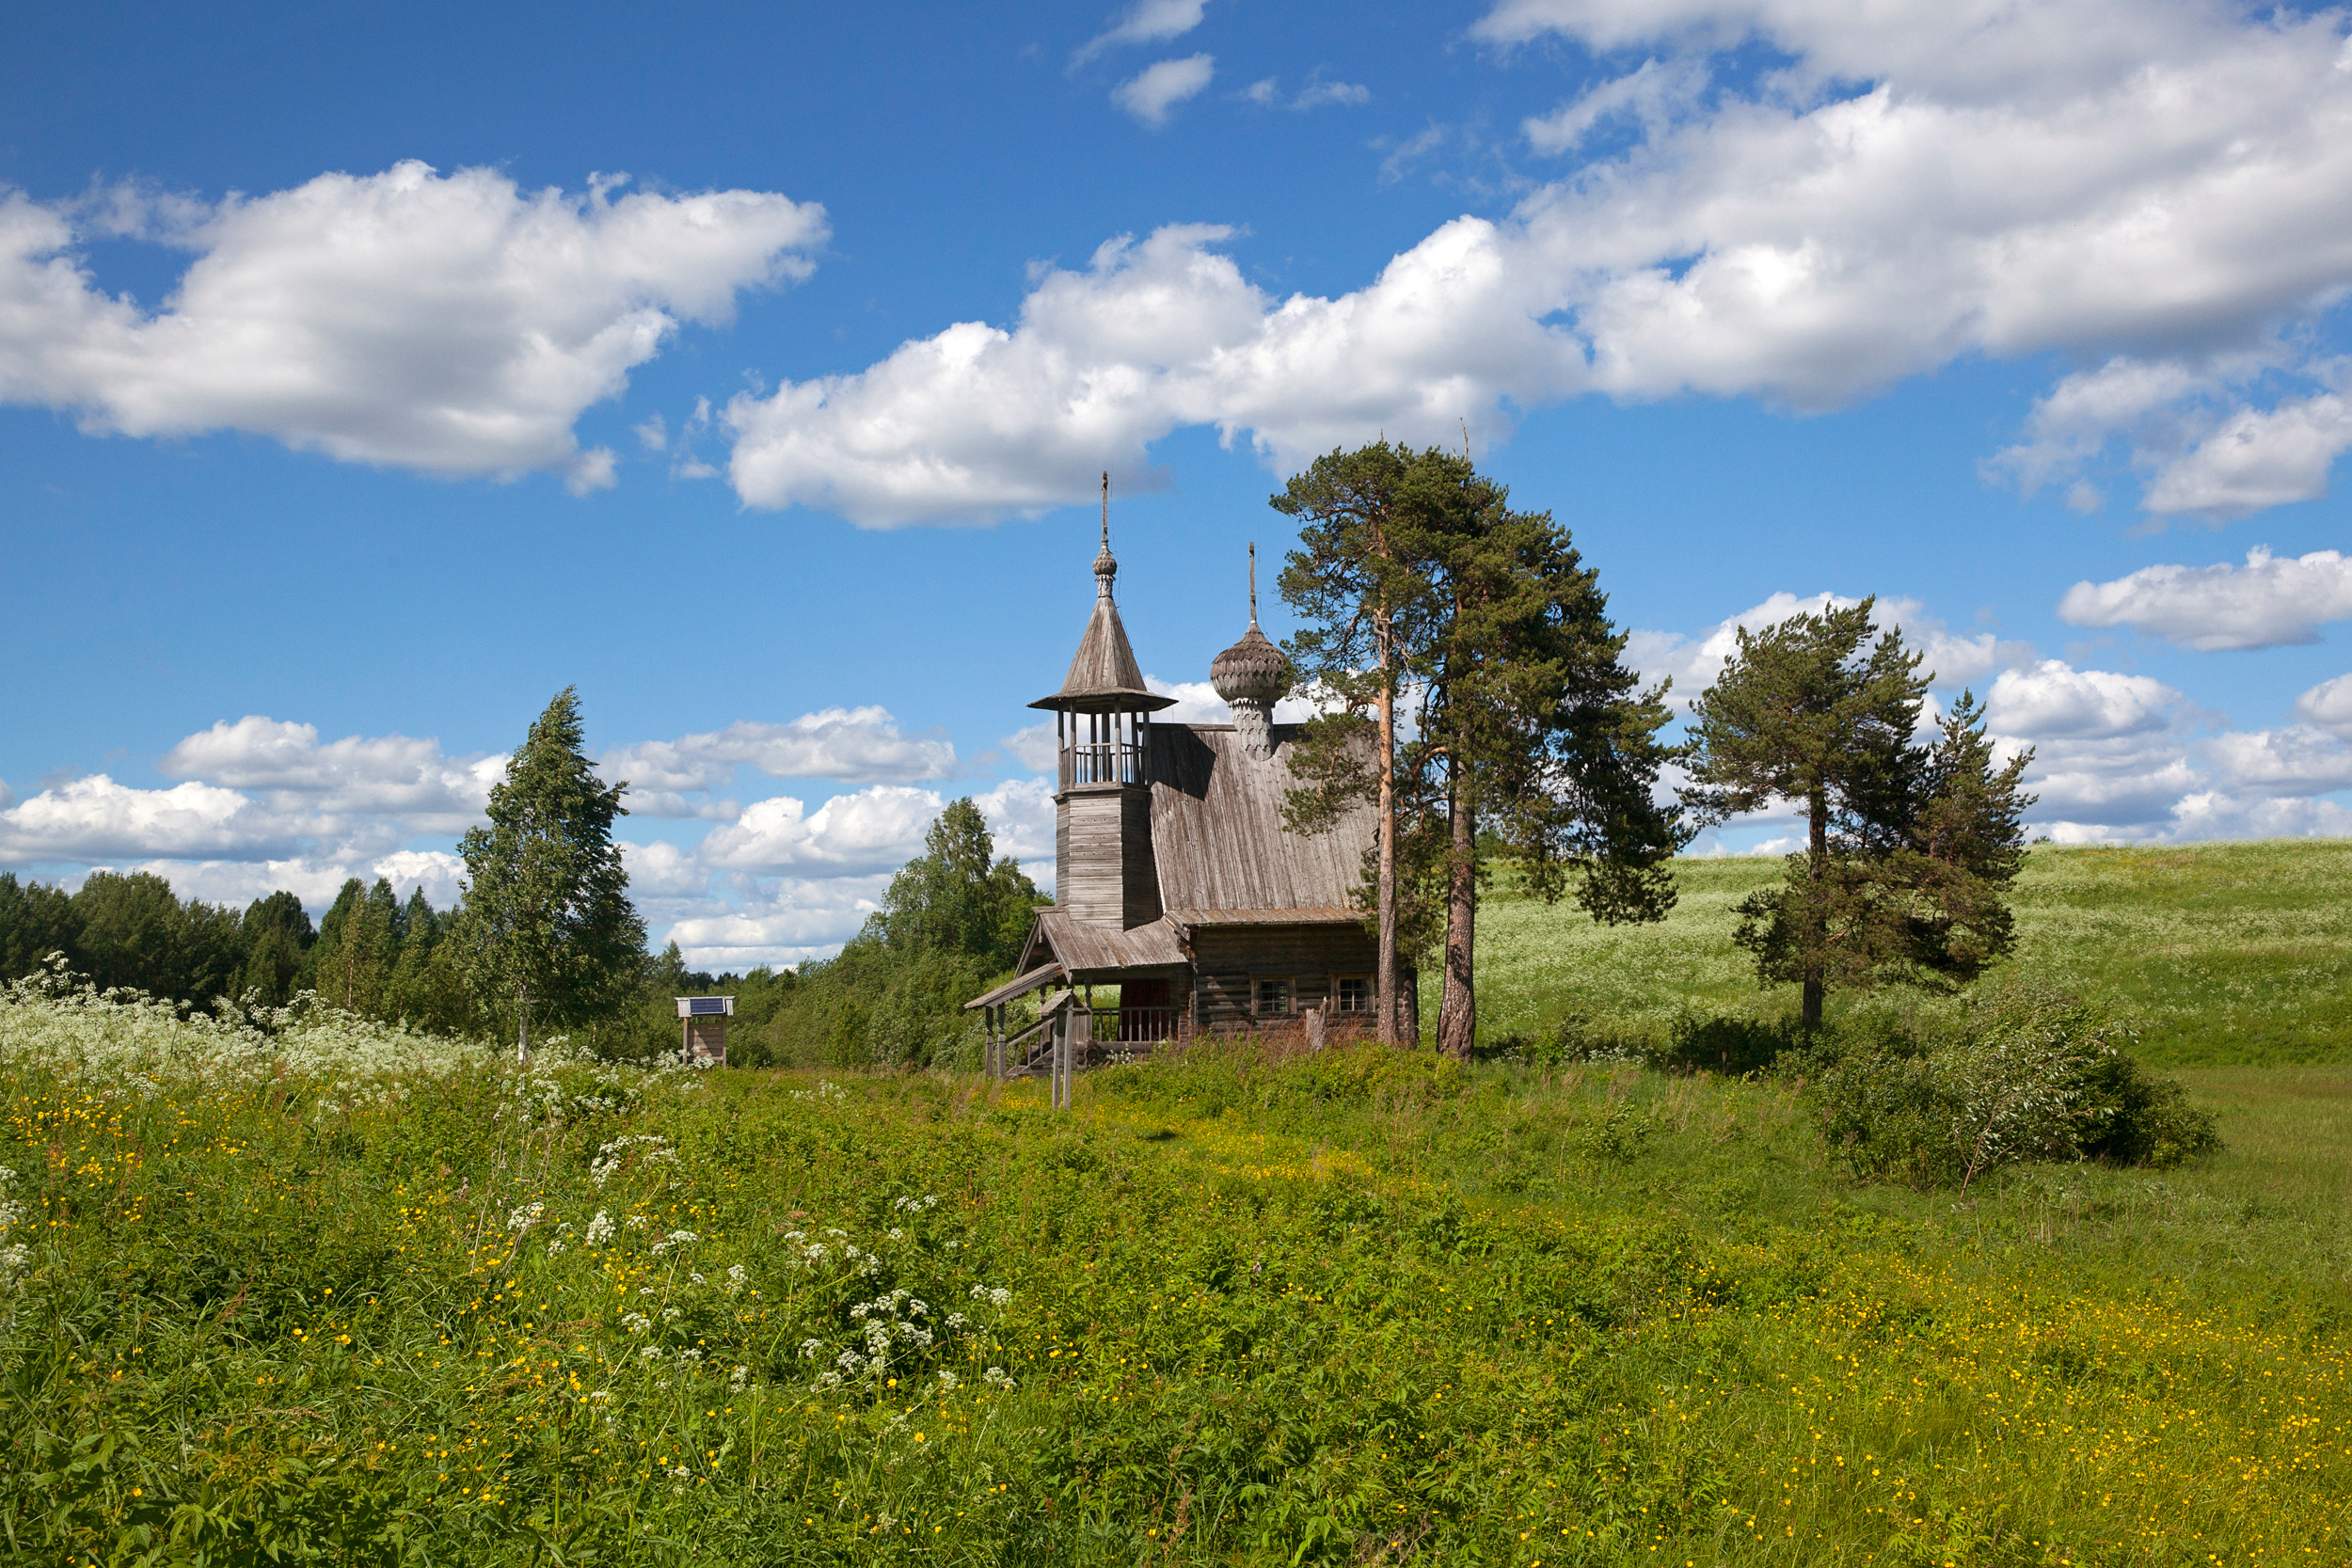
[1211, 623, 1290, 705]
[1214, 544, 1289, 759]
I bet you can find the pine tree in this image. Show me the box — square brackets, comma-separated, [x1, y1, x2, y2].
[453, 688, 646, 1061]
[1679, 599, 1944, 1027]
[1274, 440, 1436, 1046]
[1399, 453, 1684, 1058]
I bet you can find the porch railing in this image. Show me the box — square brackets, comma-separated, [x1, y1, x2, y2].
[1088, 1006, 1180, 1045]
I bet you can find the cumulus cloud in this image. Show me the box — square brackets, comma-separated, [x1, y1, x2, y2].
[160, 715, 501, 828]
[1986, 659, 2182, 739]
[717, 0, 2352, 525]
[1244, 72, 1373, 111]
[2205, 726, 2352, 797]
[1629, 592, 2013, 707]
[663, 875, 896, 970]
[695, 784, 944, 875]
[601, 707, 957, 804]
[0, 775, 308, 866]
[1073, 0, 1207, 67]
[972, 776, 1057, 868]
[0, 162, 825, 491]
[1113, 54, 1216, 128]
[2295, 673, 2352, 739]
[2142, 391, 2352, 516]
[2058, 547, 2352, 652]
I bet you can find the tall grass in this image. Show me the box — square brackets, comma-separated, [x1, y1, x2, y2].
[1453, 840, 2352, 1065]
[4, 971, 2346, 1563]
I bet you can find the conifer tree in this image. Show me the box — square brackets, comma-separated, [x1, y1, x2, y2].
[1274, 440, 1430, 1045]
[1679, 600, 2029, 1026]
[453, 688, 645, 1061]
[1399, 453, 1684, 1057]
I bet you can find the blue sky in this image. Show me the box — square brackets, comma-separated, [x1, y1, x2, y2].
[6, 0, 2351, 966]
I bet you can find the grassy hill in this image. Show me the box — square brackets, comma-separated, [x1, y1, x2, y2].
[1447, 838, 2352, 1066]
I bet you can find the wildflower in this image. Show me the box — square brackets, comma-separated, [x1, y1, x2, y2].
[650, 1228, 698, 1256]
[724, 1265, 748, 1295]
[584, 1211, 615, 1245]
[621, 1313, 653, 1335]
[505, 1201, 545, 1233]
[946, 1312, 968, 1330]
[982, 1367, 1014, 1389]
[640, 1346, 665, 1361]
[798, 1338, 825, 1361]
[886, 1227, 905, 1242]
[936, 1370, 959, 1390]
[729, 1365, 750, 1390]
[625, 1214, 649, 1230]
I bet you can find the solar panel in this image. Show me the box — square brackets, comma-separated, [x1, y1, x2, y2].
[688, 996, 728, 1016]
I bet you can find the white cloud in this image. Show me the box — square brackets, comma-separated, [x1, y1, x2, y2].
[1001, 722, 1060, 772]
[1245, 72, 1372, 111]
[602, 707, 957, 801]
[621, 839, 711, 899]
[695, 784, 944, 875]
[2058, 547, 2352, 652]
[1629, 592, 2010, 707]
[663, 875, 895, 970]
[2207, 725, 2352, 796]
[1986, 659, 2181, 739]
[1073, 0, 1207, 67]
[722, 0, 2352, 526]
[973, 776, 1057, 869]
[0, 162, 825, 490]
[81, 850, 467, 913]
[1525, 57, 1708, 154]
[2295, 673, 2352, 739]
[160, 715, 501, 829]
[2142, 392, 2352, 516]
[633, 412, 667, 451]
[0, 775, 309, 865]
[1112, 54, 1216, 128]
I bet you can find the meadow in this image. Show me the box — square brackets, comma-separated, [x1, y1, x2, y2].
[1454, 840, 2352, 1066]
[3, 839, 2349, 1565]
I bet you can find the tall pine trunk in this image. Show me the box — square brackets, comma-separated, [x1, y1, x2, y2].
[1803, 784, 1827, 1029]
[1438, 755, 1476, 1059]
[1375, 606, 1399, 1046]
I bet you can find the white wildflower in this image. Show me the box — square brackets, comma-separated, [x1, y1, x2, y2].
[584, 1211, 615, 1245]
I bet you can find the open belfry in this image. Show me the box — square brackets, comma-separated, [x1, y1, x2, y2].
[967, 476, 1406, 1088]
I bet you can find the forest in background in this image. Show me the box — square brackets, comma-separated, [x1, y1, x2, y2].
[0, 796, 1043, 1068]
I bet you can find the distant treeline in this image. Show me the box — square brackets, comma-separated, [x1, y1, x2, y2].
[0, 792, 1044, 1069]
[0, 869, 477, 1032]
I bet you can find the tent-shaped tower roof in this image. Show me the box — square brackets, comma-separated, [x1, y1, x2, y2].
[1029, 474, 1178, 715]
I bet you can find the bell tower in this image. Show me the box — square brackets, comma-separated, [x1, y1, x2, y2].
[1028, 475, 1175, 930]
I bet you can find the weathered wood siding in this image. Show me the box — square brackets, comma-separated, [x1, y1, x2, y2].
[1057, 782, 1161, 928]
[1189, 924, 1383, 1031]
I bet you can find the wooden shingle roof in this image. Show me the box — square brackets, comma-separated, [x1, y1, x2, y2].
[1146, 724, 1377, 914]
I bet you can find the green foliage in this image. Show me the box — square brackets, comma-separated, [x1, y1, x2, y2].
[760, 798, 1041, 1069]
[866, 798, 1042, 976]
[1805, 982, 2219, 1189]
[1429, 842, 2352, 1066]
[0, 873, 77, 982]
[2, 988, 2344, 1564]
[453, 687, 646, 1053]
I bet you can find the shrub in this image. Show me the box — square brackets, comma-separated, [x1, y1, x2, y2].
[1657, 1010, 1809, 1075]
[1806, 981, 2219, 1190]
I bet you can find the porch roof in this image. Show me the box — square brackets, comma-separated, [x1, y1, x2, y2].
[962, 959, 1064, 1011]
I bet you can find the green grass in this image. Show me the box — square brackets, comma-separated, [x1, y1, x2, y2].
[5, 990, 2350, 1566]
[1450, 840, 2352, 1066]
[7, 841, 2350, 1563]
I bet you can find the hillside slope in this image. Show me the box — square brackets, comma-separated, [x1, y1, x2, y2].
[1450, 838, 2352, 1066]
